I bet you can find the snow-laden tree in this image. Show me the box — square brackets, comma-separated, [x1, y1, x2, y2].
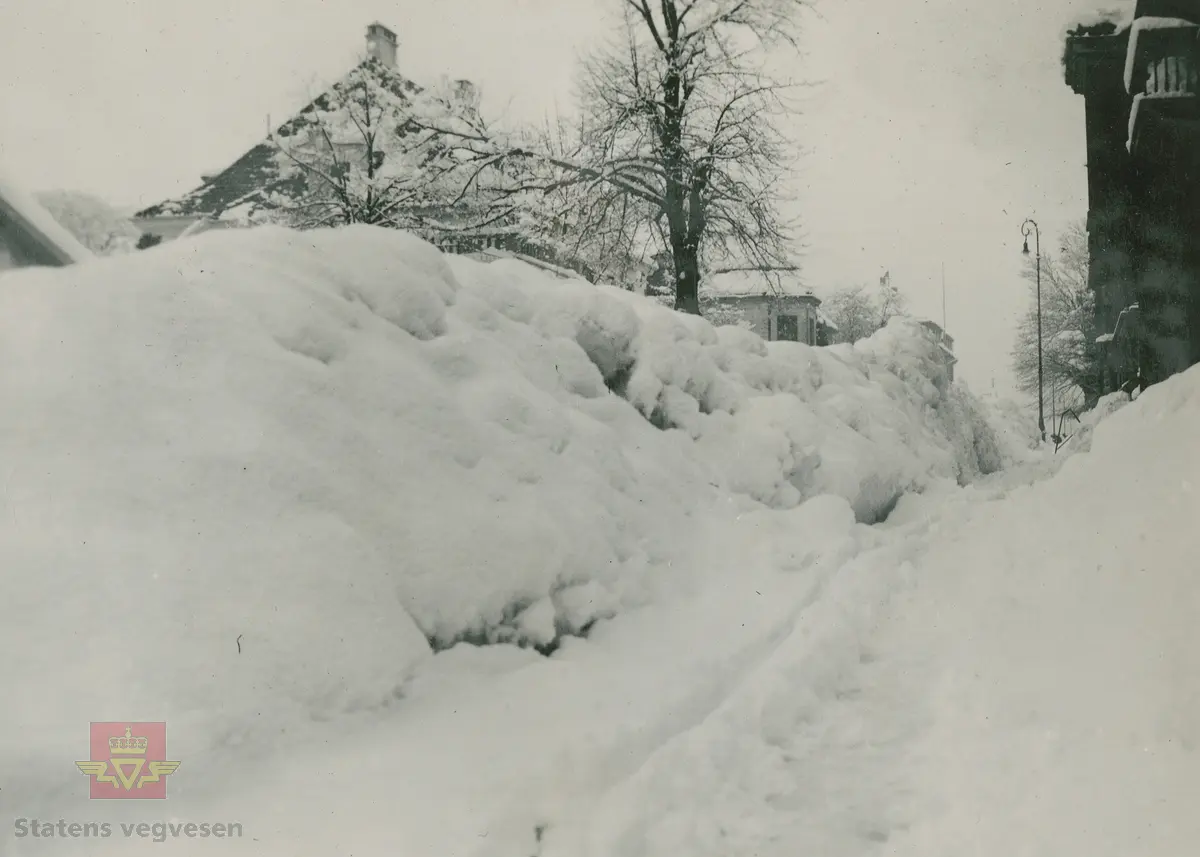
[570, 0, 809, 313]
[1011, 220, 1103, 408]
[499, 117, 662, 287]
[35, 190, 142, 256]
[821, 275, 909, 344]
[266, 59, 498, 232]
[409, 0, 809, 313]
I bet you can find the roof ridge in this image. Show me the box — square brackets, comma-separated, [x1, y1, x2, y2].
[136, 55, 430, 221]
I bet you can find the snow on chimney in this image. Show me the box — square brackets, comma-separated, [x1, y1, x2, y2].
[366, 22, 397, 68]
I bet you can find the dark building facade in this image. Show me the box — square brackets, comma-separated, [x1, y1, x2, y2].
[1064, 0, 1200, 393]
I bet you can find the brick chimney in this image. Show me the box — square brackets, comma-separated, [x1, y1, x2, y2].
[365, 22, 397, 68]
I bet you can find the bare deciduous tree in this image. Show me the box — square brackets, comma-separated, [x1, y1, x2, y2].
[509, 117, 661, 286]
[413, 0, 809, 313]
[1011, 220, 1104, 407]
[575, 0, 809, 313]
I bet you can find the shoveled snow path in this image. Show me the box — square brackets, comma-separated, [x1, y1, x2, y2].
[538, 464, 1054, 857]
[541, 443, 1200, 857]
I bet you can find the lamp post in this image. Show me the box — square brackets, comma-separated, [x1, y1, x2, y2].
[1021, 218, 1046, 441]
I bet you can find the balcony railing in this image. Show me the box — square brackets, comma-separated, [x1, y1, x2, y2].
[1125, 18, 1200, 95]
[1124, 17, 1200, 152]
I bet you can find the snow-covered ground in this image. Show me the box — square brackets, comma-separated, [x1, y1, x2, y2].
[5, 226, 1195, 856]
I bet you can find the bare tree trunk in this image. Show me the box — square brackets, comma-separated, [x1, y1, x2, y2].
[673, 243, 701, 314]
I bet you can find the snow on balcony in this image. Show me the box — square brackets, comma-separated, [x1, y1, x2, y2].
[1126, 88, 1199, 150]
[1123, 16, 1200, 93]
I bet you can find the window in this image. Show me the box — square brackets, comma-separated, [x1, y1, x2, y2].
[776, 313, 799, 341]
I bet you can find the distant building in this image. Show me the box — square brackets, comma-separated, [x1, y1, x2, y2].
[1063, 0, 1200, 393]
[919, 319, 957, 382]
[702, 270, 836, 345]
[0, 171, 93, 271]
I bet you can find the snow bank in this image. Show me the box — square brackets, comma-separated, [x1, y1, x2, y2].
[1059, 389, 1132, 453]
[0, 226, 1024, 824]
[874, 363, 1200, 856]
[450, 256, 1019, 523]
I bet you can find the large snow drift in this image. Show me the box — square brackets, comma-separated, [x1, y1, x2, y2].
[0, 226, 1029, 829]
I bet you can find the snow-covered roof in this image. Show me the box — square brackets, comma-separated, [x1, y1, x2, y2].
[474, 246, 588, 280]
[136, 45, 428, 223]
[0, 167, 94, 266]
[703, 269, 814, 299]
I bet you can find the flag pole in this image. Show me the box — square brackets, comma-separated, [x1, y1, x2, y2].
[941, 263, 947, 330]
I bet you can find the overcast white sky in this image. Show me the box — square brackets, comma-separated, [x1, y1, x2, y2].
[0, 0, 1111, 395]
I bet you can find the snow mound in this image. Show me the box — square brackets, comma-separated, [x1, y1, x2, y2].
[883, 363, 1200, 855]
[0, 226, 1024, 812]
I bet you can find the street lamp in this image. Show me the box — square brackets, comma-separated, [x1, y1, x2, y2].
[1021, 218, 1046, 441]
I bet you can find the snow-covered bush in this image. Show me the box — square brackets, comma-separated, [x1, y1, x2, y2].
[34, 189, 142, 256]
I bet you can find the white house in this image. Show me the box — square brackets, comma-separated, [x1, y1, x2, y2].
[702, 269, 836, 345]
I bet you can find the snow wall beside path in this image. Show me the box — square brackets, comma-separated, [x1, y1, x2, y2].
[0, 225, 1033, 812]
